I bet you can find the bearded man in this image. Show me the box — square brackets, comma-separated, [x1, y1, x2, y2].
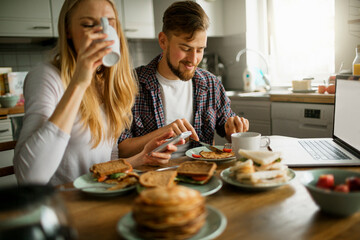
[118, 1, 249, 159]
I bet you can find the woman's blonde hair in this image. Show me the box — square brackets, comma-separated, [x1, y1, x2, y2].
[52, 0, 138, 147]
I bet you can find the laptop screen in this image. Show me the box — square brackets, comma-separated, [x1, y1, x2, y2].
[333, 75, 360, 153]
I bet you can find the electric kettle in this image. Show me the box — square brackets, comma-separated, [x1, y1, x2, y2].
[0, 185, 77, 240]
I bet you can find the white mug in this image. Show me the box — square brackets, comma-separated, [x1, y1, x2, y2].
[231, 132, 270, 159]
[100, 17, 121, 67]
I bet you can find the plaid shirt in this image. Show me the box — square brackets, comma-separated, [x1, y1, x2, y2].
[118, 54, 235, 147]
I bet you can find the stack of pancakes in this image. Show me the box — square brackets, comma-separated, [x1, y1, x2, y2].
[132, 185, 206, 239]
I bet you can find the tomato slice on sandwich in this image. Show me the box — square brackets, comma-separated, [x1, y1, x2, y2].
[191, 175, 208, 181]
[97, 175, 108, 182]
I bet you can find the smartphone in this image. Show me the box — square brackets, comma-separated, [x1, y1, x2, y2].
[151, 131, 192, 153]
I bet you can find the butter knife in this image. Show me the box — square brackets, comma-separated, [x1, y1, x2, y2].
[190, 139, 223, 153]
[133, 165, 179, 174]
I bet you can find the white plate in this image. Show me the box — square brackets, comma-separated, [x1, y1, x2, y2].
[289, 88, 317, 93]
[136, 176, 223, 197]
[73, 173, 136, 197]
[117, 205, 227, 240]
[185, 146, 236, 162]
[220, 167, 296, 191]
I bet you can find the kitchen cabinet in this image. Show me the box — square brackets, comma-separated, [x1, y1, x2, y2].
[0, 118, 16, 186]
[0, 0, 52, 37]
[0, 118, 12, 142]
[154, 0, 243, 37]
[230, 99, 271, 135]
[116, 0, 155, 39]
[195, 0, 224, 36]
[198, 0, 246, 37]
[50, 0, 64, 37]
[214, 98, 271, 145]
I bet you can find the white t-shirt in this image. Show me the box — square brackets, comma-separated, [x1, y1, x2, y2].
[156, 71, 193, 158]
[13, 63, 113, 186]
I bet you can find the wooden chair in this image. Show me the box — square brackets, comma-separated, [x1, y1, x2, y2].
[0, 140, 16, 177]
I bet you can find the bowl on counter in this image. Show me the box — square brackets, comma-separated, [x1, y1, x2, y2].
[0, 94, 19, 108]
[299, 169, 360, 217]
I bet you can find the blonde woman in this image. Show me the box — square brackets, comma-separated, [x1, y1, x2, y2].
[13, 0, 180, 185]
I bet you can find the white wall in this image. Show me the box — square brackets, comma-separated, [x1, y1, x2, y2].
[335, 0, 360, 72]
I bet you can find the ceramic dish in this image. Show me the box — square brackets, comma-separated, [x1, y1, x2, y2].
[136, 176, 223, 197]
[288, 88, 317, 93]
[220, 167, 296, 191]
[73, 173, 136, 197]
[299, 169, 360, 216]
[117, 205, 227, 240]
[185, 146, 236, 162]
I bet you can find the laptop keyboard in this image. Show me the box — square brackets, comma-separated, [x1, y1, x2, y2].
[299, 140, 351, 160]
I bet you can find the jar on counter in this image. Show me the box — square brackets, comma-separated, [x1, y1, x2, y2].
[352, 45, 360, 75]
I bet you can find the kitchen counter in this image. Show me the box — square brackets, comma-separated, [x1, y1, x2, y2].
[0, 90, 335, 118]
[0, 105, 24, 117]
[269, 92, 334, 104]
[227, 90, 335, 104]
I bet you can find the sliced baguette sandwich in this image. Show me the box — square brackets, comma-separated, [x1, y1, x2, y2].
[232, 163, 289, 185]
[139, 170, 177, 188]
[90, 159, 137, 184]
[231, 150, 289, 186]
[238, 149, 285, 171]
[176, 161, 217, 185]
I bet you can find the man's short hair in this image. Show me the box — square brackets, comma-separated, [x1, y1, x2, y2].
[162, 1, 209, 39]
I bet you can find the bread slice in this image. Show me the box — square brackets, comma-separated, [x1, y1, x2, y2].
[177, 161, 216, 176]
[139, 170, 177, 188]
[90, 159, 132, 178]
[199, 151, 234, 159]
[238, 149, 282, 166]
[176, 161, 217, 184]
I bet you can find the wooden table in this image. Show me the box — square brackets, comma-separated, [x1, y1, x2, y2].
[59, 157, 360, 240]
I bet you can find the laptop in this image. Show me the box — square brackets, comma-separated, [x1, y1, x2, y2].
[272, 75, 360, 167]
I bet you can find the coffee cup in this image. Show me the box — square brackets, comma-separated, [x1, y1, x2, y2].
[231, 132, 270, 159]
[100, 17, 121, 67]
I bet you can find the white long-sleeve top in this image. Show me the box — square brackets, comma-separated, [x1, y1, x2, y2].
[13, 63, 113, 186]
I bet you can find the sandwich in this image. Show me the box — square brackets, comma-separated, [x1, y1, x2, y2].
[89, 159, 138, 188]
[176, 161, 217, 185]
[139, 170, 177, 188]
[237, 149, 286, 171]
[230, 149, 289, 186]
[199, 150, 235, 159]
[132, 186, 206, 239]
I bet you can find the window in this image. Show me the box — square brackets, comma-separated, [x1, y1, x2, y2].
[267, 0, 335, 86]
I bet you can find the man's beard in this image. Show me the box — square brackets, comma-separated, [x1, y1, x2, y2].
[166, 51, 196, 81]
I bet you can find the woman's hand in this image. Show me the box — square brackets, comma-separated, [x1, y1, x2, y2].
[141, 130, 184, 166]
[48, 26, 114, 133]
[71, 26, 113, 89]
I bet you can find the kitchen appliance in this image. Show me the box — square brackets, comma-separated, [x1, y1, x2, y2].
[0, 185, 77, 240]
[272, 102, 334, 138]
[200, 53, 225, 81]
[235, 48, 271, 92]
[271, 75, 360, 167]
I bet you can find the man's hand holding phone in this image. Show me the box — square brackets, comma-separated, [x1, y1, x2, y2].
[151, 131, 192, 153]
[139, 130, 190, 166]
[166, 119, 199, 142]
